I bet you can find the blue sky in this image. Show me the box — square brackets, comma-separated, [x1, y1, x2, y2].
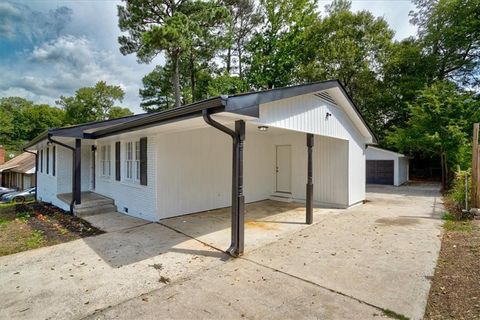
[0, 0, 417, 114]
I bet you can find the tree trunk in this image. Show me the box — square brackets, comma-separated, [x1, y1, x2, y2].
[173, 54, 181, 108]
[190, 49, 195, 102]
[226, 47, 231, 74]
[440, 152, 448, 191]
[238, 48, 243, 79]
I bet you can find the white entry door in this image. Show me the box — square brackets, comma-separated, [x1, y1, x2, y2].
[276, 145, 292, 193]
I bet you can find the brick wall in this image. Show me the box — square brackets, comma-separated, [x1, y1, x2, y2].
[0, 145, 5, 165]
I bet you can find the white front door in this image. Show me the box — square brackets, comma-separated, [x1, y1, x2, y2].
[276, 145, 291, 193]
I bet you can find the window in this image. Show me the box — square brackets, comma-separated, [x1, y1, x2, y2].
[125, 141, 140, 181]
[100, 145, 111, 177]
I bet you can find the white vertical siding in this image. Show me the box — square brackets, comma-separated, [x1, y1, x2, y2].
[37, 143, 70, 211]
[348, 138, 366, 204]
[80, 143, 91, 191]
[271, 132, 349, 207]
[258, 94, 367, 142]
[155, 126, 274, 219]
[258, 94, 367, 206]
[398, 157, 409, 186]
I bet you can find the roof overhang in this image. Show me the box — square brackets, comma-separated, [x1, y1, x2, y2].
[23, 80, 377, 147]
[367, 145, 407, 158]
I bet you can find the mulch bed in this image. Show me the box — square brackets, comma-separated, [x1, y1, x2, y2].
[424, 220, 480, 319]
[0, 202, 104, 256]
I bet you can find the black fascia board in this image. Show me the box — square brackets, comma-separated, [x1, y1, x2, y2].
[90, 97, 226, 139]
[224, 80, 340, 116]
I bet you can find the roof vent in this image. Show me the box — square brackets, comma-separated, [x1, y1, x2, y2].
[314, 91, 337, 106]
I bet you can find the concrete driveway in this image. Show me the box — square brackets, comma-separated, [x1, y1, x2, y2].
[0, 183, 443, 320]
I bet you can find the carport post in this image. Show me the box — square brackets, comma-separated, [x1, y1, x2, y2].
[202, 109, 245, 256]
[74, 139, 81, 205]
[306, 133, 314, 224]
[235, 120, 245, 255]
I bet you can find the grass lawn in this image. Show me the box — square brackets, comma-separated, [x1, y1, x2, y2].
[0, 202, 103, 257]
[424, 218, 480, 319]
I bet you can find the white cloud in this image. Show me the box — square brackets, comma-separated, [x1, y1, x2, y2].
[0, 2, 21, 39]
[1, 0, 417, 115]
[0, 1, 72, 43]
[0, 35, 155, 113]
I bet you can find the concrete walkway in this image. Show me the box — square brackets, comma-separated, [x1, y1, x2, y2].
[0, 184, 443, 320]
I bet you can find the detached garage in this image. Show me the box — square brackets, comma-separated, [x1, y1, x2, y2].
[366, 146, 409, 186]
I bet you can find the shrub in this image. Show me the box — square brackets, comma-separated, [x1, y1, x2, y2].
[444, 168, 473, 219]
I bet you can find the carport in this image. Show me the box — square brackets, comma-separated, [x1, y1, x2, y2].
[26, 80, 376, 256]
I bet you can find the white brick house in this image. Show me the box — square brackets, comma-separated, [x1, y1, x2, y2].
[25, 80, 376, 255]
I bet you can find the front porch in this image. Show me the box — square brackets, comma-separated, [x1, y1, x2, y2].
[58, 191, 117, 217]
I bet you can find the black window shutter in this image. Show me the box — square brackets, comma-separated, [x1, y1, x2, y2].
[46, 147, 49, 174]
[52, 146, 56, 176]
[40, 149, 43, 172]
[115, 141, 121, 181]
[140, 137, 147, 186]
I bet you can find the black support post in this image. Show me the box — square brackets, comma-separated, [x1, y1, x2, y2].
[234, 120, 245, 255]
[202, 109, 246, 256]
[306, 133, 314, 224]
[74, 138, 81, 205]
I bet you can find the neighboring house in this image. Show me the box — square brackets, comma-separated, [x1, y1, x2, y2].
[0, 152, 36, 190]
[366, 146, 409, 186]
[24, 80, 376, 255]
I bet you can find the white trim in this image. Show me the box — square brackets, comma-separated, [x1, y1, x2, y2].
[367, 146, 406, 158]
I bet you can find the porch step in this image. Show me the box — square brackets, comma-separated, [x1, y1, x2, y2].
[74, 197, 114, 209]
[61, 192, 118, 217]
[74, 203, 118, 217]
[269, 194, 293, 203]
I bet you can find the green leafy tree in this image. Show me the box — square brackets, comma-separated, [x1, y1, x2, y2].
[387, 81, 479, 189]
[298, 0, 394, 130]
[118, 0, 230, 108]
[139, 64, 179, 112]
[0, 97, 66, 150]
[57, 81, 127, 124]
[207, 73, 249, 96]
[222, 0, 261, 78]
[411, 0, 480, 86]
[374, 39, 434, 139]
[108, 106, 134, 119]
[246, 0, 317, 89]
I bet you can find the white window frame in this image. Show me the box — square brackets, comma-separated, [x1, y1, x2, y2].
[100, 145, 112, 177]
[125, 140, 140, 182]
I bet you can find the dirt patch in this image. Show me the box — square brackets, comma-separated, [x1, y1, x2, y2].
[375, 217, 420, 226]
[0, 202, 104, 257]
[424, 220, 480, 319]
[245, 220, 278, 230]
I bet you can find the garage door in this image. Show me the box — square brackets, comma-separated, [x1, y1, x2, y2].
[366, 160, 394, 185]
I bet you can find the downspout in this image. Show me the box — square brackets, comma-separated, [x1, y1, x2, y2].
[202, 109, 245, 256]
[22, 148, 38, 201]
[48, 136, 76, 214]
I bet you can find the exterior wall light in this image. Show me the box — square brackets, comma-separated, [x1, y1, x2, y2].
[258, 126, 269, 132]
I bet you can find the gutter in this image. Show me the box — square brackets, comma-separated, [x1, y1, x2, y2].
[202, 109, 245, 256]
[91, 97, 226, 139]
[47, 136, 76, 214]
[22, 148, 38, 201]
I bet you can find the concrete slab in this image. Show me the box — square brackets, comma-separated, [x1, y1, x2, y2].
[83, 212, 150, 233]
[0, 223, 229, 320]
[161, 200, 339, 252]
[245, 184, 444, 320]
[0, 184, 443, 320]
[87, 258, 388, 320]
